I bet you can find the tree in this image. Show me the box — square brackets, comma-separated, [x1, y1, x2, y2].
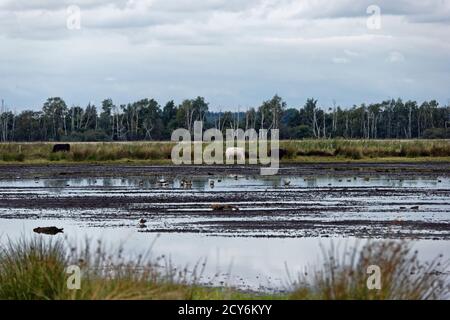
[176, 97, 209, 133]
[162, 100, 178, 139]
[302, 98, 320, 138]
[258, 95, 286, 130]
[42, 97, 68, 141]
[99, 99, 114, 139]
[2, 95, 449, 142]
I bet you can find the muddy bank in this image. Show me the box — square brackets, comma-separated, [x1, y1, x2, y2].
[0, 162, 449, 179]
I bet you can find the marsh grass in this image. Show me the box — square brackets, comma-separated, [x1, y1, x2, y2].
[0, 237, 257, 300]
[0, 238, 448, 300]
[284, 140, 450, 160]
[289, 241, 449, 300]
[0, 140, 449, 163]
[0, 238, 67, 299]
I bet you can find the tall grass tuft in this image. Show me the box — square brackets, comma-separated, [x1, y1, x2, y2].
[289, 241, 449, 300]
[0, 238, 67, 299]
[0, 237, 211, 300]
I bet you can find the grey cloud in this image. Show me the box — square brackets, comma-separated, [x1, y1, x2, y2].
[0, 0, 449, 110]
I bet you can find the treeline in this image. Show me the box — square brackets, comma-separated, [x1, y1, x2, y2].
[0, 95, 449, 142]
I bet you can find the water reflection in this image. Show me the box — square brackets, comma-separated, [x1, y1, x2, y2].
[0, 175, 448, 193]
[0, 218, 448, 292]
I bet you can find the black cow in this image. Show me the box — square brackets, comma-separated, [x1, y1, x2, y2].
[278, 148, 288, 159]
[52, 144, 71, 153]
[268, 148, 288, 159]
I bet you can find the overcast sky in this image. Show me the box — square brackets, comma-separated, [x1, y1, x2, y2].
[0, 0, 449, 111]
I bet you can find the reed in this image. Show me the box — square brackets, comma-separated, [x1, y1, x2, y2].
[0, 238, 447, 300]
[289, 241, 449, 300]
[0, 140, 449, 163]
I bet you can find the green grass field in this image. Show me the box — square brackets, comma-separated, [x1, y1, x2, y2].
[0, 140, 449, 164]
[0, 238, 447, 300]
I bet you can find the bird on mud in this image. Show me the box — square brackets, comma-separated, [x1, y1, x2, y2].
[138, 218, 147, 228]
[33, 226, 64, 235]
[211, 204, 239, 211]
[158, 178, 169, 187]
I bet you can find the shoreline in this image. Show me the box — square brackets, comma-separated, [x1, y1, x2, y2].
[0, 161, 448, 179]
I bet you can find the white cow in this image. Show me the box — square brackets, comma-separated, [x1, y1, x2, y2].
[225, 147, 245, 161]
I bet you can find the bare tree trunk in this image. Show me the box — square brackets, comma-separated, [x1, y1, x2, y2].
[345, 114, 349, 138]
[261, 112, 264, 130]
[322, 111, 326, 138]
[408, 105, 412, 139]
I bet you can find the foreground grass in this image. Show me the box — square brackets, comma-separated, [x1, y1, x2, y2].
[0, 140, 449, 164]
[0, 238, 447, 300]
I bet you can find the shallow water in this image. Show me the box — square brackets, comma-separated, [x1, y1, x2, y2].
[0, 218, 448, 292]
[1, 175, 448, 193]
[0, 174, 449, 292]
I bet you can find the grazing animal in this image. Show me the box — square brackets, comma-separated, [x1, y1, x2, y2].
[411, 205, 419, 210]
[225, 147, 245, 161]
[283, 180, 291, 186]
[279, 148, 288, 159]
[33, 226, 64, 235]
[52, 144, 70, 153]
[209, 180, 215, 187]
[268, 148, 288, 159]
[211, 204, 239, 211]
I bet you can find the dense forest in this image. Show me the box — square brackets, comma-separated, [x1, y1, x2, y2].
[0, 95, 449, 142]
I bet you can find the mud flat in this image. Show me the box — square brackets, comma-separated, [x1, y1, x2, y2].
[0, 163, 449, 291]
[0, 163, 449, 239]
[0, 162, 449, 179]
